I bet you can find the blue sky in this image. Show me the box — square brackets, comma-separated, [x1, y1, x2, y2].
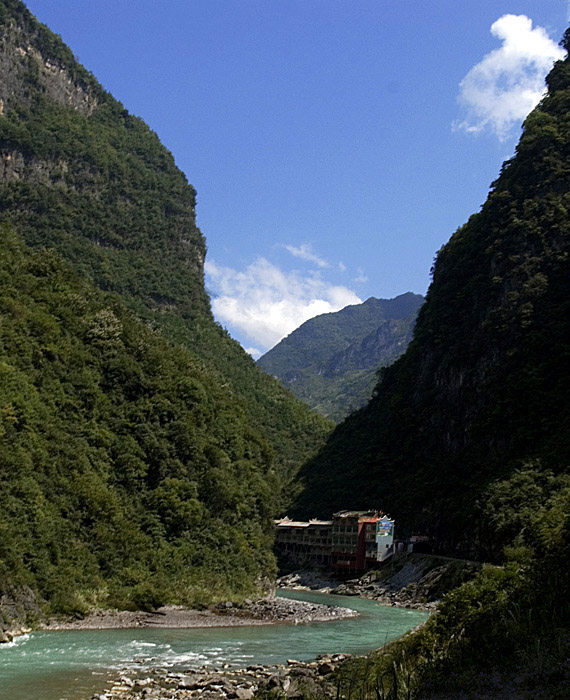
[26, 1, 569, 356]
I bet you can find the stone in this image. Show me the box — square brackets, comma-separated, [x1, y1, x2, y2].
[178, 676, 202, 690]
[133, 679, 151, 690]
[266, 675, 281, 688]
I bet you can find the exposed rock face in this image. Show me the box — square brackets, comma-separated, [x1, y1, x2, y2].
[0, 16, 98, 116]
[329, 555, 480, 610]
[0, 584, 44, 642]
[0, 149, 73, 185]
[278, 554, 481, 611]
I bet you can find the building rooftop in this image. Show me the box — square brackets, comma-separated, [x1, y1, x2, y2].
[275, 517, 309, 528]
[333, 510, 379, 518]
[275, 516, 333, 528]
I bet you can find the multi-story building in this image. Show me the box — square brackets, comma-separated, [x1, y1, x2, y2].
[274, 517, 333, 566]
[275, 510, 395, 574]
[330, 510, 386, 572]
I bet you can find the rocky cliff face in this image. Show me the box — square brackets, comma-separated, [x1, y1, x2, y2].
[0, 0, 206, 303]
[0, 10, 99, 116]
[0, 584, 44, 642]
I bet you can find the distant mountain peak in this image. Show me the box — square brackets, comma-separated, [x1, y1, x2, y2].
[257, 292, 424, 421]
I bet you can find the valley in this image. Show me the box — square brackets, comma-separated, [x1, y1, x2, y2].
[0, 1, 569, 699]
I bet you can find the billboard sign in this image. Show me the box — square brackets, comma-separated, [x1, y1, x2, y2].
[376, 517, 394, 538]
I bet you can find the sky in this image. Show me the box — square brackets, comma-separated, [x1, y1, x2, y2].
[25, 1, 569, 357]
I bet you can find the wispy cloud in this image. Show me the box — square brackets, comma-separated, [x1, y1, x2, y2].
[283, 243, 330, 268]
[453, 14, 565, 140]
[205, 257, 361, 352]
[244, 346, 263, 359]
[354, 267, 368, 284]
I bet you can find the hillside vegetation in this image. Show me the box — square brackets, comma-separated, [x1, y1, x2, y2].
[258, 293, 423, 422]
[0, 0, 331, 487]
[333, 466, 570, 699]
[0, 227, 280, 613]
[294, 36, 570, 557]
[289, 28, 570, 700]
[0, 0, 331, 623]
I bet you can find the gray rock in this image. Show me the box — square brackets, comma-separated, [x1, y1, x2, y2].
[178, 676, 202, 690]
[318, 661, 335, 675]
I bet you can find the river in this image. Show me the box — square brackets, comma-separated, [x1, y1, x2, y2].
[0, 590, 428, 700]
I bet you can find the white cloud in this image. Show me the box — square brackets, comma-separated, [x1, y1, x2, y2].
[283, 243, 330, 268]
[338, 261, 347, 272]
[454, 14, 565, 139]
[354, 267, 368, 284]
[244, 346, 263, 359]
[205, 257, 361, 352]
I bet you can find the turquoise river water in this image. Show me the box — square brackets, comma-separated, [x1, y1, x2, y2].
[0, 590, 428, 700]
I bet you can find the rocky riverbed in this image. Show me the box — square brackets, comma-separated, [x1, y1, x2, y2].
[46, 596, 357, 633]
[278, 554, 482, 612]
[91, 654, 348, 700]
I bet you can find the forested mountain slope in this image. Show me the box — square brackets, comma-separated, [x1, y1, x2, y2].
[0, 0, 331, 484]
[0, 227, 278, 614]
[257, 293, 423, 421]
[0, 0, 331, 623]
[294, 40, 570, 557]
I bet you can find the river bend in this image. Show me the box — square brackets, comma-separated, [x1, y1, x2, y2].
[0, 590, 428, 700]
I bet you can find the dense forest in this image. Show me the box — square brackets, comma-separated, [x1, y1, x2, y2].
[2, 0, 570, 695]
[258, 293, 423, 422]
[0, 0, 331, 624]
[0, 226, 279, 612]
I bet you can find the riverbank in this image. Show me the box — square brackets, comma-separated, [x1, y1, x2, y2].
[1, 590, 429, 700]
[278, 553, 481, 611]
[91, 654, 348, 700]
[44, 596, 357, 633]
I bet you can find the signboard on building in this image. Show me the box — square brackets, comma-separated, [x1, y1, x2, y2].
[376, 515, 394, 562]
[376, 517, 394, 538]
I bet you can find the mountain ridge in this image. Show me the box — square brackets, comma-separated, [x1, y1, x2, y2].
[0, 0, 331, 623]
[258, 292, 423, 421]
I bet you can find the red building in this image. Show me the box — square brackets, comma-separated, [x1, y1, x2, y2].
[330, 510, 384, 573]
[275, 510, 394, 574]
